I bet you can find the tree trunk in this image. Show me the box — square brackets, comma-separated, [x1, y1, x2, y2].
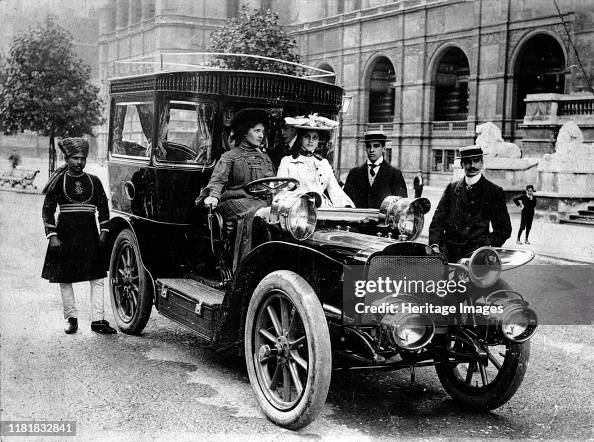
[49, 134, 56, 176]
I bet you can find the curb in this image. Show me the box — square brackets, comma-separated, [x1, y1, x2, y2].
[533, 253, 594, 265]
[416, 234, 593, 265]
[0, 185, 41, 195]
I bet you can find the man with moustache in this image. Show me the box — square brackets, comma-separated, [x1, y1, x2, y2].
[428, 146, 511, 262]
[343, 130, 407, 209]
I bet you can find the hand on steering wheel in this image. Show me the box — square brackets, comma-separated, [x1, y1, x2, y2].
[242, 177, 299, 197]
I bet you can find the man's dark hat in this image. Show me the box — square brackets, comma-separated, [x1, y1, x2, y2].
[455, 145, 488, 160]
[360, 130, 389, 143]
[230, 108, 269, 130]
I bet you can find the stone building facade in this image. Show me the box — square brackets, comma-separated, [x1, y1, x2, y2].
[94, 0, 594, 184]
[287, 0, 594, 183]
[95, 0, 240, 152]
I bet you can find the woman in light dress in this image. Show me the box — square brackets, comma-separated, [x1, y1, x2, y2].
[277, 115, 354, 207]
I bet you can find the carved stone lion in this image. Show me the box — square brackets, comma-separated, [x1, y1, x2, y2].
[475, 122, 521, 158]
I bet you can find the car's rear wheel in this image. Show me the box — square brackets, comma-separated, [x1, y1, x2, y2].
[245, 270, 331, 430]
[436, 337, 530, 410]
[109, 229, 153, 334]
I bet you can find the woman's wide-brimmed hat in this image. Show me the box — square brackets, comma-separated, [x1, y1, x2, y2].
[230, 108, 270, 130]
[358, 129, 390, 143]
[455, 145, 489, 160]
[284, 114, 339, 131]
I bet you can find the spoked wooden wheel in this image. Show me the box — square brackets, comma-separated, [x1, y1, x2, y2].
[109, 229, 152, 334]
[245, 271, 331, 430]
[253, 291, 309, 409]
[436, 336, 530, 410]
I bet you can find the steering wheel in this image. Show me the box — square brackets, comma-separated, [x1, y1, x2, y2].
[242, 177, 299, 197]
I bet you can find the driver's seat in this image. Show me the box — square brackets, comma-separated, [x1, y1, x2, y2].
[196, 189, 233, 283]
[208, 208, 233, 283]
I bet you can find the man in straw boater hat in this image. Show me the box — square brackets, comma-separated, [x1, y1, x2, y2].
[429, 145, 511, 262]
[41, 137, 116, 334]
[343, 129, 407, 209]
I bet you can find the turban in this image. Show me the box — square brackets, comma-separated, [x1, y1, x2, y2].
[43, 138, 89, 194]
[58, 137, 89, 159]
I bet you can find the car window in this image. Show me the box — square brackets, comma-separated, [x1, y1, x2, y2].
[155, 100, 214, 164]
[111, 101, 153, 159]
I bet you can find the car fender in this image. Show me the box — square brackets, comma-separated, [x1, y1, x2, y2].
[107, 214, 156, 294]
[216, 241, 347, 346]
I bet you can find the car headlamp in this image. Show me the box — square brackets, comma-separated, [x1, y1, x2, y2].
[462, 247, 502, 288]
[379, 297, 435, 350]
[379, 196, 430, 241]
[486, 298, 538, 343]
[270, 191, 318, 240]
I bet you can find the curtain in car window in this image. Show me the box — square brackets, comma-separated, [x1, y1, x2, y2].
[136, 104, 153, 141]
[112, 102, 152, 158]
[155, 102, 170, 159]
[192, 103, 213, 164]
[112, 105, 127, 154]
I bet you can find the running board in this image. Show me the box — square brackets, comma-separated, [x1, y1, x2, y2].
[155, 278, 225, 341]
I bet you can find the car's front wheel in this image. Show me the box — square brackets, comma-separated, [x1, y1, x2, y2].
[244, 270, 331, 430]
[109, 229, 153, 334]
[436, 337, 530, 410]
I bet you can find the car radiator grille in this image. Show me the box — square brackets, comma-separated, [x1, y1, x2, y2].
[366, 255, 448, 305]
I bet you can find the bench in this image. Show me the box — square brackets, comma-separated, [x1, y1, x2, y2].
[0, 168, 40, 189]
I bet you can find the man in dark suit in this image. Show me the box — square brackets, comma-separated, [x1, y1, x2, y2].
[343, 130, 407, 209]
[429, 146, 511, 262]
[413, 169, 424, 198]
[268, 122, 297, 170]
[513, 184, 537, 245]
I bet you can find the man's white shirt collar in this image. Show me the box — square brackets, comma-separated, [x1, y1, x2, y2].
[288, 135, 297, 148]
[367, 156, 384, 167]
[464, 172, 482, 187]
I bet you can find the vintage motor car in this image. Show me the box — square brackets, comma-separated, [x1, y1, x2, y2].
[105, 56, 538, 430]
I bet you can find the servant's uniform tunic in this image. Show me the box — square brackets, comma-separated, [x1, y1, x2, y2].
[41, 172, 110, 283]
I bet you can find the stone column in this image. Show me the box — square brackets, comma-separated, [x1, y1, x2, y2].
[141, 0, 150, 19]
[99, 2, 116, 35]
[116, 0, 129, 28]
[292, 0, 326, 23]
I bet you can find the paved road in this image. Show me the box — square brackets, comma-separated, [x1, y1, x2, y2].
[1, 190, 593, 441]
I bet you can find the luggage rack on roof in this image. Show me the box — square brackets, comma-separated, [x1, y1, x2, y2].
[111, 52, 336, 81]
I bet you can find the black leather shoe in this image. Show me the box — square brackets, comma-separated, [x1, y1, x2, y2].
[64, 318, 78, 334]
[91, 320, 117, 334]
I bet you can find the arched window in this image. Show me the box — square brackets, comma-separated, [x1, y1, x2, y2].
[513, 34, 565, 119]
[433, 47, 470, 121]
[368, 57, 396, 123]
[317, 63, 335, 84]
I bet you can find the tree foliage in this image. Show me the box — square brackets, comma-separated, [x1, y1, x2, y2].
[0, 17, 103, 139]
[208, 6, 301, 75]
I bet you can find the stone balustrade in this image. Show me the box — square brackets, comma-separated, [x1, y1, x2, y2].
[524, 93, 594, 125]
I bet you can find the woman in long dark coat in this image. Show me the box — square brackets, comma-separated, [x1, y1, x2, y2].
[203, 108, 275, 268]
[42, 138, 116, 334]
